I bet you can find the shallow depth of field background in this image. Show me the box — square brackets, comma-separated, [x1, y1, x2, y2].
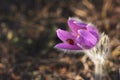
[0, 0, 120, 80]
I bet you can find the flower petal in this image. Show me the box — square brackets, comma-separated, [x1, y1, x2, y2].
[68, 17, 87, 33]
[77, 30, 98, 49]
[56, 29, 75, 42]
[55, 43, 82, 50]
[87, 23, 99, 40]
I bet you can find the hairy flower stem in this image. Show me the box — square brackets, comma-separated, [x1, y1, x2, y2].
[94, 61, 102, 80]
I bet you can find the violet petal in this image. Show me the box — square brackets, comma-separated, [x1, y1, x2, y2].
[87, 23, 99, 40]
[56, 29, 75, 42]
[68, 17, 87, 33]
[55, 43, 82, 50]
[77, 30, 97, 49]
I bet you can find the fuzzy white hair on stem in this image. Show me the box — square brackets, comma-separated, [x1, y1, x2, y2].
[84, 33, 111, 80]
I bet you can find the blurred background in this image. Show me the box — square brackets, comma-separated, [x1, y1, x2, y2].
[0, 0, 120, 80]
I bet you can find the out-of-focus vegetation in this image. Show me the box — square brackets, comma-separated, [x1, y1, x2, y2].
[0, 0, 120, 80]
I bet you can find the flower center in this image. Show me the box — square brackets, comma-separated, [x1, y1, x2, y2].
[82, 27, 87, 30]
[66, 39, 74, 45]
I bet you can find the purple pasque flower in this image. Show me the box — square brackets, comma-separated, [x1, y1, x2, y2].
[55, 17, 99, 50]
